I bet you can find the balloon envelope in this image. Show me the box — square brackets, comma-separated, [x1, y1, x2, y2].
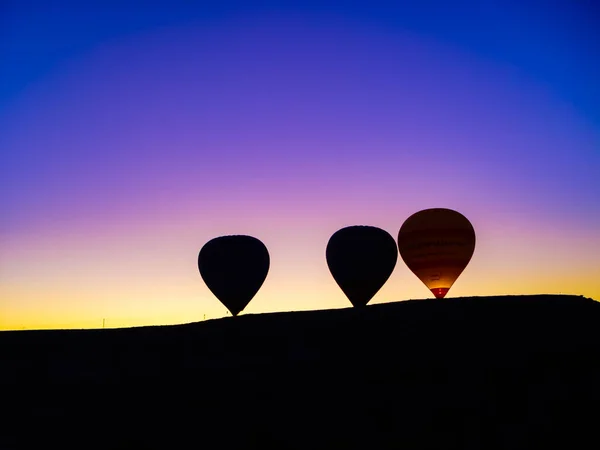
[397, 208, 475, 298]
[198, 235, 270, 316]
[326, 226, 398, 307]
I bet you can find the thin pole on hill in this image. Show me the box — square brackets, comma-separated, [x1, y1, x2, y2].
[103, 318, 105, 329]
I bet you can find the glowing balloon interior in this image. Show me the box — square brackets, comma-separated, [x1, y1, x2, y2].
[198, 235, 270, 316]
[326, 225, 398, 307]
[397, 208, 476, 299]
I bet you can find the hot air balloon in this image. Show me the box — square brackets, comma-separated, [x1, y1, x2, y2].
[198, 235, 270, 316]
[397, 208, 476, 299]
[326, 226, 398, 307]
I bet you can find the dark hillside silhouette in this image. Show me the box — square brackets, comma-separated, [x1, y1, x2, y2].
[2, 295, 600, 449]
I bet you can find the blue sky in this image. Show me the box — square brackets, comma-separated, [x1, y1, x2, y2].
[2, 1, 599, 126]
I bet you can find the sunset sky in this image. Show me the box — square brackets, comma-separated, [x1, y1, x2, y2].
[1, 1, 599, 330]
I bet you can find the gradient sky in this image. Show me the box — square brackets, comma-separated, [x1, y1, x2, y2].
[1, 1, 599, 330]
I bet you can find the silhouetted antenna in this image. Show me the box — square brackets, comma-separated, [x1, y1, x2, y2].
[102, 318, 105, 329]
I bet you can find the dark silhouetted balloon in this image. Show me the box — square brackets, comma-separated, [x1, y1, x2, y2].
[198, 235, 270, 316]
[397, 208, 476, 299]
[326, 226, 398, 307]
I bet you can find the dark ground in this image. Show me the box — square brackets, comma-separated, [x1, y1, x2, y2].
[2, 294, 600, 449]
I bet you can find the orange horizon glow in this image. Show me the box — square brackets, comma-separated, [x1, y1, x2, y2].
[2, 215, 599, 331]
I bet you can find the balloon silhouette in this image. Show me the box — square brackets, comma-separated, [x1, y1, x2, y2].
[326, 226, 398, 307]
[198, 235, 270, 316]
[397, 208, 476, 299]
